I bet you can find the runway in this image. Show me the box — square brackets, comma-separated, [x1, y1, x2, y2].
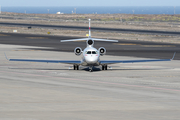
[1, 22, 180, 35]
[0, 44, 180, 120]
[0, 32, 179, 60]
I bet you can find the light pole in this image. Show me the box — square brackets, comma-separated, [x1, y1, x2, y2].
[74, 8, 76, 14]
[174, 6, 176, 15]
[132, 10, 135, 14]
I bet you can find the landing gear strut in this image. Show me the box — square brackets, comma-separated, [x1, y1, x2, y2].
[102, 65, 107, 71]
[73, 65, 79, 70]
[89, 66, 93, 72]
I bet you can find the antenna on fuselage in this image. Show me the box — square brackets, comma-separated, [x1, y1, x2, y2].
[89, 19, 91, 38]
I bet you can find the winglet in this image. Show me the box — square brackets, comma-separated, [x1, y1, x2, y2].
[171, 52, 176, 60]
[4, 52, 9, 61]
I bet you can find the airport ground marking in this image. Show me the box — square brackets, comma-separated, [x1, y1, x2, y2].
[0, 34, 9, 36]
[113, 43, 140, 45]
[26, 37, 48, 39]
[113, 43, 176, 47]
[140, 45, 176, 47]
[1, 70, 180, 92]
[12, 50, 42, 51]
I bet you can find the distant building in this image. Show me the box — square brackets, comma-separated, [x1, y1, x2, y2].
[56, 12, 64, 14]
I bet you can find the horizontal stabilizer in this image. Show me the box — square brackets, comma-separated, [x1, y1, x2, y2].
[93, 38, 118, 42]
[61, 38, 88, 42]
[61, 38, 118, 42]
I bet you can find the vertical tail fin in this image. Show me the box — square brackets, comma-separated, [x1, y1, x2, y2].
[89, 19, 91, 38]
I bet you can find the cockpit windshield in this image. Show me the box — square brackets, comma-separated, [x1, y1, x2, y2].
[92, 51, 97, 54]
[86, 51, 97, 54]
[87, 51, 91, 54]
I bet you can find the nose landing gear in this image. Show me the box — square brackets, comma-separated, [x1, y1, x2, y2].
[89, 66, 93, 72]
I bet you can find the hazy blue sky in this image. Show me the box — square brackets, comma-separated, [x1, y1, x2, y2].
[0, 0, 179, 6]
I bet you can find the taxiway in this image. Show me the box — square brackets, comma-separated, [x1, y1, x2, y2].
[0, 33, 179, 60]
[0, 44, 180, 120]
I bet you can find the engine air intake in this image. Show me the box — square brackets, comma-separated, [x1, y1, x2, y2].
[74, 47, 82, 56]
[87, 39, 93, 45]
[98, 47, 106, 56]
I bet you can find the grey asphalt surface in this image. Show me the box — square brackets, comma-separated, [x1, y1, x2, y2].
[0, 32, 179, 60]
[1, 22, 180, 35]
[0, 44, 180, 120]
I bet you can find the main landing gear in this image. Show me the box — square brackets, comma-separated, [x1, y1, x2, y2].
[73, 65, 79, 70]
[102, 65, 107, 71]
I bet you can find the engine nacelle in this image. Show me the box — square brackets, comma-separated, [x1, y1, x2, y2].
[98, 47, 106, 56]
[74, 47, 82, 56]
[86, 39, 94, 46]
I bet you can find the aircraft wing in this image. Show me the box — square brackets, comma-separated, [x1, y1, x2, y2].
[100, 59, 171, 65]
[4, 53, 81, 65]
[9, 59, 81, 64]
[100, 52, 176, 65]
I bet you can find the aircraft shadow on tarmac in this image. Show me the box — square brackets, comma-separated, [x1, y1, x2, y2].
[9, 67, 169, 72]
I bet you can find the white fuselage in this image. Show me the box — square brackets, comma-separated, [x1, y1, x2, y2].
[81, 46, 100, 66]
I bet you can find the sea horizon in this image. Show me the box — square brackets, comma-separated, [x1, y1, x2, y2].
[1, 6, 180, 15]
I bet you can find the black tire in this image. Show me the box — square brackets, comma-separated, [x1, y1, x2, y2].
[102, 65, 104, 70]
[74, 65, 76, 70]
[105, 65, 108, 70]
[77, 65, 79, 70]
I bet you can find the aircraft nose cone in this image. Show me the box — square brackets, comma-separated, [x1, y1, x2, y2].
[85, 56, 98, 64]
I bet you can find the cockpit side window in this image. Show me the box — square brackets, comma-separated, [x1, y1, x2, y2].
[86, 51, 91, 54]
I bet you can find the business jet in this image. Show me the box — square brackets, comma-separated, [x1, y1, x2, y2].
[5, 19, 176, 72]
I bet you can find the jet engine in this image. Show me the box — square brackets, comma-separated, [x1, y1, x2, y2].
[74, 47, 82, 56]
[98, 47, 106, 56]
[86, 39, 94, 46]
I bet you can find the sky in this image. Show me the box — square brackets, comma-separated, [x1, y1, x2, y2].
[0, 0, 179, 7]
